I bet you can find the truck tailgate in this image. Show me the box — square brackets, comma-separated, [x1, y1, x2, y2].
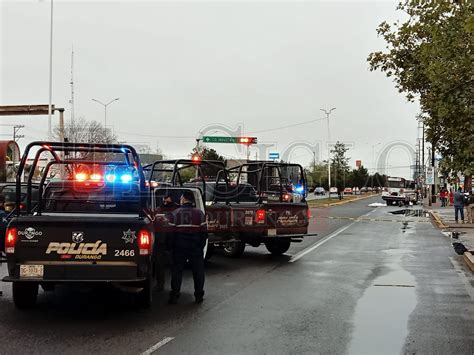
[265, 203, 309, 235]
[7, 214, 151, 281]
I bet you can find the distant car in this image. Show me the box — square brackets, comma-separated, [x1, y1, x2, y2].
[344, 187, 353, 195]
[353, 187, 360, 195]
[329, 187, 338, 195]
[367, 187, 373, 192]
[314, 187, 325, 195]
[308, 186, 315, 193]
[360, 187, 367, 193]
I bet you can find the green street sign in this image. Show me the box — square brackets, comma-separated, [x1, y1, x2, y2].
[202, 136, 257, 144]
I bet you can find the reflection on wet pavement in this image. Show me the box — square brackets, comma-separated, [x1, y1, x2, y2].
[348, 255, 417, 355]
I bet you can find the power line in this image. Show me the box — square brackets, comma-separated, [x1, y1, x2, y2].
[246, 117, 327, 134]
[114, 117, 328, 140]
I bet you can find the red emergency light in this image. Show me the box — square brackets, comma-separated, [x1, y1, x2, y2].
[5, 227, 17, 254]
[138, 229, 152, 255]
[238, 137, 257, 145]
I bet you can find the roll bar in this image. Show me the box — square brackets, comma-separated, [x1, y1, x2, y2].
[15, 141, 146, 217]
[144, 159, 228, 202]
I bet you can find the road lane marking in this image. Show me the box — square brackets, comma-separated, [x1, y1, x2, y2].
[321, 216, 430, 223]
[141, 337, 174, 355]
[289, 209, 376, 263]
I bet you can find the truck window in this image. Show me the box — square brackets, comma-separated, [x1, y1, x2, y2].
[43, 186, 139, 213]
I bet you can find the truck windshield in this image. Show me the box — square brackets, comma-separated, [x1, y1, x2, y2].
[387, 180, 404, 188]
[42, 186, 139, 213]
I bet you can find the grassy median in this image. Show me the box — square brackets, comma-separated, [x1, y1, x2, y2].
[307, 194, 377, 208]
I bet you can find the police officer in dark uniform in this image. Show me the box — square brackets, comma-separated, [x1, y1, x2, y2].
[154, 194, 179, 292]
[167, 190, 207, 304]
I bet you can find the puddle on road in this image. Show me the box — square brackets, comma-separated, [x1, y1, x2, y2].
[390, 209, 429, 218]
[348, 264, 416, 355]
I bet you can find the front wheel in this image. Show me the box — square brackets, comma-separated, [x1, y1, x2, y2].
[13, 282, 38, 309]
[223, 241, 246, 258]
[265, 239, 291, 255]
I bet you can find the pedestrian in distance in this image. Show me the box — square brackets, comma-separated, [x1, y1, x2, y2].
[453, 187, 465, 224]
[465, 191, 473, 224]
[440, 188, 447, 207]
[167, 190, 207, 304]
[449, 188, 454, 206]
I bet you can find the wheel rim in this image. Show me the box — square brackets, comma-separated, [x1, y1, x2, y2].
[224, 242, 236, 253]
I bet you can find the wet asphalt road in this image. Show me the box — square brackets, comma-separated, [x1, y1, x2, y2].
[1, 195, 474, 354]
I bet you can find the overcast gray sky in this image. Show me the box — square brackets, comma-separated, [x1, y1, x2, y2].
[1, 0, 419, 177]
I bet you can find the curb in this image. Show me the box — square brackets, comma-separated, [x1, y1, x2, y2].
[428, 211, 474, 229]
[463, 252, 474, 273]
[429, 211, 449, 229]
[309, 194, 380, 209]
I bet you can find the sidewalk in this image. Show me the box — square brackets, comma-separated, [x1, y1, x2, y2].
[425, 197, 474, 272]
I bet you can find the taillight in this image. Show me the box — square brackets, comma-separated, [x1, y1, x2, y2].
[138, 229, 152, 255]
[5, 227, 17, 254]
[255, 209, 266, 224]
[283, 194, 291, 201]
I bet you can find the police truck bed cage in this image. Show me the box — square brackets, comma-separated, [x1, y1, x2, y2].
[143, 159, 228, 200]
[15, 141, 147, 217]
[227, 161, 308, 202]
[144, 159, 307, 203]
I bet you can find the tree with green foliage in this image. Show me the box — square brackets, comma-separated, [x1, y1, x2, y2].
[331, 141, 350, 190]
[190, 145, 225, 179]
[306, 162, 329, 189]
[368, 1, 473, 189]
[349, 165, 370, 188]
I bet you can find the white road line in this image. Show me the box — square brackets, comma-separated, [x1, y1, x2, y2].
[141, 337, 175, 355]
[289, 209, 376, 263]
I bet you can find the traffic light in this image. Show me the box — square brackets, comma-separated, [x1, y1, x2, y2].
[238, 137, 257, 145]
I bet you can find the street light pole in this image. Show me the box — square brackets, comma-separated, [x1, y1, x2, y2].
[91, 98, 120, 128]
[47, 0, 54, 138]
[320, 107, 336, 190]
[371, 142, 382, 174]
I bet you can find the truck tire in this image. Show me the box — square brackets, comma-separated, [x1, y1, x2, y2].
[386, 200, 390, 206]
[265, 239, 291, 255]
[223, 241, 245, 258]
[135, 277, 152, 309]
[12, 282, 38, 309]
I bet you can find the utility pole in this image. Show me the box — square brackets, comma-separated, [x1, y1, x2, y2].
[431, 142, 437, 204]
[48, 0, 54, 138]
[320, 107, 336, 190]
[70, 46, 75, 124]
[428, 147, 432, 207]
[13, 125, 25, 141]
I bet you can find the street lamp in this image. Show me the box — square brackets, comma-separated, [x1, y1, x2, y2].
[47, 0, 54, 138]
[91, 98, 120, 128]
[371, 142, 382, 174]
[320, 107, 336, 190]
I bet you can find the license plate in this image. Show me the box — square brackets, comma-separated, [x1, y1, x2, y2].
[268, 228, 277, 236]
[20, 265, 44, 278]
[245, 217, 253, 225]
